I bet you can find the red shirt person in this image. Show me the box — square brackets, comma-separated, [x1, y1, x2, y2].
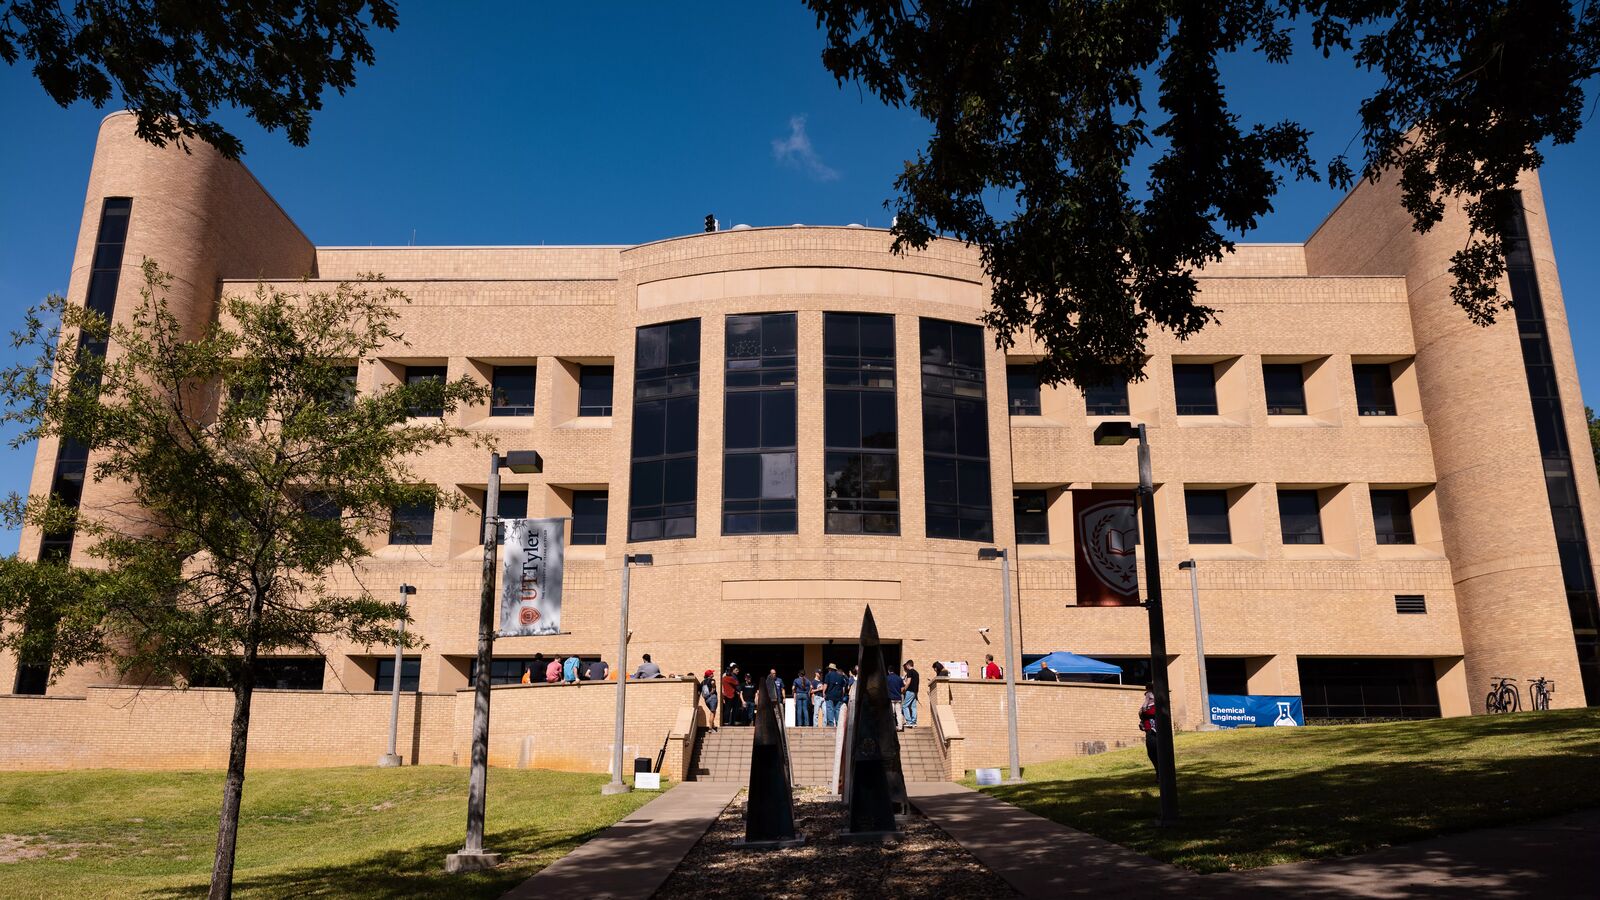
[982, 654, 1002, 680]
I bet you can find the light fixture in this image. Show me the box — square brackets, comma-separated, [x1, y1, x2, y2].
[1092, 421, 1139, 446]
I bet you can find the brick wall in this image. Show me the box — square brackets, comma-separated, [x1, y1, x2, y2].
[931, 678, 1146, 771]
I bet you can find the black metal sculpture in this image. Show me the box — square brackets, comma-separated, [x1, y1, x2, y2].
[843, 605, 906, 838]
[739, 671, 802, 848]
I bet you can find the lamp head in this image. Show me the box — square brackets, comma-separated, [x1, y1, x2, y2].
[977, 547, 1006, 561]
[1178, 560, 1195, 571]
[627, 553, 654, 566]
[500, 450, 544, 474]
[399, 583, 417, 595]
[1092, 421, 1138, 446]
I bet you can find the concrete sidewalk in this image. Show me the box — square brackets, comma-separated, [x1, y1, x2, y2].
[909, 782, 1600, 899]
[500, 782, 737, 900]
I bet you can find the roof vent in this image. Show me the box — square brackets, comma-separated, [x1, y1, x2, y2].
[1395, 594, 1426, 614]
[731, 224, 752, 230]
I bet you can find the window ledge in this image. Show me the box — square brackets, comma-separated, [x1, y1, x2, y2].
[1187, 545, 1263, 560]
[566, 545, 606, 560]
[1355, 416, 1425, 427]
[1175, 415, 1248, 428]
[556, 416, 613, 430]
[1266, 415, 1339, 428]
[1373, 544, 1445, 561]
[1282, 545, 1357, 561]
[1007, 416, 1064, 428]
[469, 417, 541, 429]
[375, 544, 436, 561]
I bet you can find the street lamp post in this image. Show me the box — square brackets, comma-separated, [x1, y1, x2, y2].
[446, 449, 542, 875]
[603, 552, 653, 795]
[978, 546, 1023, 784]
[378, 582, 417, 767]
[1092, 421, 1179, 825]
[1179, 560, 1219, 732]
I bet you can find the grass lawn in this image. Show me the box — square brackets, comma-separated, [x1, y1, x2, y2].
[980, 708, 1600, 873]
[0, 766, 658, 899]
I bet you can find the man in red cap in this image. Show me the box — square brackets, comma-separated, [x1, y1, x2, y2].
[698, 669, 719, 730]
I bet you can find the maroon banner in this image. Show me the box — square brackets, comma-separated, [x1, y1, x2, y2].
[1073, 490, 1140, 606]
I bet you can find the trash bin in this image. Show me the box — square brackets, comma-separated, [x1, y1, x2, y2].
[634, 756, 652, 774]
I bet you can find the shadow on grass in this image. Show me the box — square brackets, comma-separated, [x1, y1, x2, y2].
[988, 712, 1600, 873]
[143, 824, 610, 900]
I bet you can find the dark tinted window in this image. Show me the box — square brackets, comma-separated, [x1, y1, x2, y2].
[390, 498, 435, 545]
[375, 657, 420, 692]
[1083, 381, 1129, 416]
[1353, 364, 1397, 416]
[1173, 364, 1218, 415]
[491, 365, 536, 416]
[921, 319, 992, 541]
[405, 365, 448, 418]
[571, 491, 608, 544]
[1263, 364, 1307, 415]
[1006, 366, 1041, 416]
[1185, 490, 1231, 544]
[724, 313, 798, 534]
[479, 489, 528, 540]
[1299, 658, 1440, 720]
[630, 320, 700, 541]
[579, 365, 614, 416]
[1277, 489, 1323, 544]
[825, 313, 899, 535]
[1370, 489, 1415, 544]
[1013, 490, 1049, 544]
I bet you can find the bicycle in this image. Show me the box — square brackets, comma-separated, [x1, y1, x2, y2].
[1486, 676, 1521, 714]
[1528, 677, 1555, 712]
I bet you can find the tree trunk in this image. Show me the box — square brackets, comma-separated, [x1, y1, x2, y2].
[209, 590, 265, 900]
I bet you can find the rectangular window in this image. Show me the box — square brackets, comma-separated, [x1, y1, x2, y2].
[825, 313, 900, 535]
[1370, 488, 1415, 545]
[629, 319, 700, 541]
[469, 657, 544, 686]
[390, 498, 435, 545]
[1173, 363, 1219, 415]
[1277, 489, 1323, 544]
[1263, 363, 1307, 415]
[302, 491, 342, 522]
[1185, 489, 1231, 544]
[1013, 490, 1049, 544]
[921, 318, 992, 541]
[1006, 366, 1041, 416]
[256, 658, 326, 691]
[1083, 381, 1130, 416]
[375, 657, 420, 692]
[479, 489, 528, 540]
[1353, 363, 1397, 416]
[404, 365, 448, 418]
[491, 365, 536, 416]
[724, 314, 797, 534]
[579, 365, 614, 416]
[571, 490, 608, 544]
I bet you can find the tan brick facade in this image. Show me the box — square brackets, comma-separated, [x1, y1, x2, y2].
[3, 112, 1597, 772]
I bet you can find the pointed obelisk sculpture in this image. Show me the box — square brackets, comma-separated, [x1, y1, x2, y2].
[843, 605, 906, 839]
[739, 671, 803, 848]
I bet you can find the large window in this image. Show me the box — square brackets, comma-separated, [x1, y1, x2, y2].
[390, 498, 435, 546]
[1263, 363, 1307, 415]
[1277, 489, 1323, 544]
[1006, 366, 1041, 416]
[1370, 489, 1415, 545]
[921, 319, 992, 541]
[629, 319, 700, 541]
[375, 657, 420, 692]
[1299, 658, 1441, 720]
[491, 365, 536, 416]
[1185, 489, 1231, 544]
[1353, 364, 1397, 416]
[571, 490, 608, 545]
[579, 365, 614, 416]
[724, 313, 798, 534]
[1083, 381, 1130, 416]
[1173, 363, 1219, 415]
[404, 365, 447, 418]
[479, 489, 528, 538]
[825, 313, 900, 534]
[1013, 490, 1049, 544]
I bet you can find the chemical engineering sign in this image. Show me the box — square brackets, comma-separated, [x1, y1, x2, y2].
[1208, 695, 1305, 728]
[498, 517, 566, 636]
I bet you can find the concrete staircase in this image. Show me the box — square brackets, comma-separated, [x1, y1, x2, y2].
[689, 725, 947, 785]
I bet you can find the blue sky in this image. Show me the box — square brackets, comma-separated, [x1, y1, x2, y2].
[0, 4, 1597, 555]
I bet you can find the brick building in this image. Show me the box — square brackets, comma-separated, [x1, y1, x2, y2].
[6, 111, 1598, 733]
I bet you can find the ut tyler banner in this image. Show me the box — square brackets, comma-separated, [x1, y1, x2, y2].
[1073, 489, 1140, 606]
[498, 517, 566, 636]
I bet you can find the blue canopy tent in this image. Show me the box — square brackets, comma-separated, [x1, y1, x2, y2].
[1023, 652, 1123, 682]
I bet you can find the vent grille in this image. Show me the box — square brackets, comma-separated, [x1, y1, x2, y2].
[1395, 594, 1427, 615]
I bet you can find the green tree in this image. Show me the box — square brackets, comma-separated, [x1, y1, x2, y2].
[804, 1, 1599, 388]
[1588, 406, 1600, 474]
[0, 0, 397, 159]
[0, 261, 488, 900]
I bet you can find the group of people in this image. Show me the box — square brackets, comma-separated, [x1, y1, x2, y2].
[698, 660, 923, 731]
[516, 652, 666, 684]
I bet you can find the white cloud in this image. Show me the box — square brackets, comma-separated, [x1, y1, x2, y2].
[771, 115, 840, 182]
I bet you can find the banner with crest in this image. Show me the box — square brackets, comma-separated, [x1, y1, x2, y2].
[1073, 490, 1140, 606]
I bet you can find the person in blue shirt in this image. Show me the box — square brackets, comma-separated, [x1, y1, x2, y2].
[886, 668, 905, 730]
[823, 663, 847, 727]
[561, 654, 580, 683]
[791, 670, 814, 726]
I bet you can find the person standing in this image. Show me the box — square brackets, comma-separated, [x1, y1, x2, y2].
[721, 665, 740, 727]
[791, 669, 814, 727]
[902, 660, 920, 728]
[739, 673, 758, 725]
[1140, 688, 1160, 777]
[887, 666, 905, 730]
[699, 669, 719, 729]
[823, 663, 846, 727]
[983, 654, 1002, 680]
[810, 668, 826, 727]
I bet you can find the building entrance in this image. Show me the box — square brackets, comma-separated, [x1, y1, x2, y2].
[720, 640, 903, 684]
